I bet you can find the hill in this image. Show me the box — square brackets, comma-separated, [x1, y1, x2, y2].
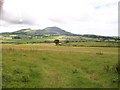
[40, 27, 73, 35]
[1, 26, 118, 42]
[10, 27, 74, 36]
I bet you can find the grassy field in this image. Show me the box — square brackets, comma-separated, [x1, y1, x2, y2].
[1, 35, 66, 44]
[2, 44, 119, 88]
[62, 41, 118, 47]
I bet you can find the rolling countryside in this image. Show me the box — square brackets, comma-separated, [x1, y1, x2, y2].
[1, 27, 119, 88]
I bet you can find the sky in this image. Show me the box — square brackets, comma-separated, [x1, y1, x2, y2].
[0, 0, 119, 36]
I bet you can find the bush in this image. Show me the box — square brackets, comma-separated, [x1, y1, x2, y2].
[115, 64, 120, 74]
[65, 40, 69, 43]
[54, 39, 59, 46]
[110, 64, 120, 73]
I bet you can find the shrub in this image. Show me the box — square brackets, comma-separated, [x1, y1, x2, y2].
[54, 39, 59, 46]
[115, 63, 120, 74]
[65, 40, 69, 43]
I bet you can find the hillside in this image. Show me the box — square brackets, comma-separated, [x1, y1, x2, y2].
[41, 27, 73, 35]
[10, 27, 74, 36]
[1, 26, 118, 42]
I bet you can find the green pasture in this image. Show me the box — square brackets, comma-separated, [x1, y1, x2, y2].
[62, 41, 118, 47]
[2, 44, 119, 88]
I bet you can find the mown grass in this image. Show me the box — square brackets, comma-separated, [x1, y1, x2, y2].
[2, 44, 119, 88]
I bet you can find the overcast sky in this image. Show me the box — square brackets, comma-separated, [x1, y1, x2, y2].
[0, 0, 119, 36]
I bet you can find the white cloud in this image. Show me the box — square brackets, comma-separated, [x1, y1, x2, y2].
[0, 0, 119, 36]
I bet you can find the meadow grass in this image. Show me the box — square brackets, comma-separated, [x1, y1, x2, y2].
[1, 35, 65, 44]
[62, 41, 118, 47]
[2, 44, 119, 88]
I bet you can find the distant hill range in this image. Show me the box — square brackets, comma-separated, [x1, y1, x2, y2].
[10, 27, 74, 36]
[1, 26, 118, 40]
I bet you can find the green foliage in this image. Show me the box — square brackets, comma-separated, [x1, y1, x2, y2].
[54, 39, 59, 45]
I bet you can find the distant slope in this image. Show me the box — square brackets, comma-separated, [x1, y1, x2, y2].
[1, 26, 118, 41]
[11, 27, 74, 36]
[11, 28, 39, 35]
[41, 27, 73, 35]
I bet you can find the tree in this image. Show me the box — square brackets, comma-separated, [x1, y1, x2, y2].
[65, 40, 69, 43]
[54, 39, 59, 46]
